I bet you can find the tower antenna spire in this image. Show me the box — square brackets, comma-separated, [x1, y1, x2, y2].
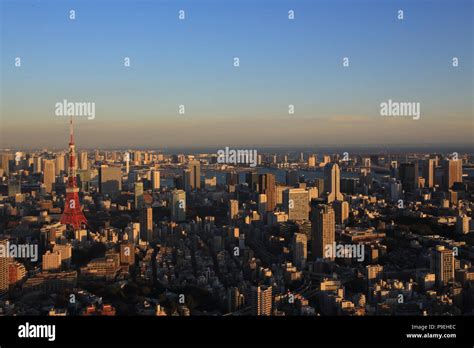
[69, 116, 74, 145]
[61, 117, 87, 230]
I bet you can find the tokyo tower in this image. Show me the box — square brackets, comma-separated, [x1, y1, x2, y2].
[60, 117, 87, 230]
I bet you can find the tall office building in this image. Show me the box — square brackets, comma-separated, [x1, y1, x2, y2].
[152, 170, 160, 190]
[99, 166, 122, 197]
[0, 153, 11, 176]
[431, 245, 454, 286]
[422, 159, 435, 188]
[389, 179, 402, 202]
[33, 156, 42, 173]
[292, 233, 307, 269]
[332, 200, 349, 225]
[311, 204, 335, 260]
[183, 169, 192, 192]
[124, 152, 130, 174]
[171, 190, 186, 222]
[134, 182, 144, 210]
[140, 207, 153, 242]
[251, 285, 272, 316]
[43, 159, 56, 193]
[188, 160, 201, 190]
[246, 172, 259, 191]
[399, 162, 419, 192]
[283, 188, 309, 221]
[324, 163, 343, 203]
[229, 199, 239, 222]
[79, 151, 88, 170]
[127, 222, 140, 244]
[0, 239, 8, 296]
[442, 159, 462, 191]
[259, 173, 276, 212]
[55, 153, 65, 175]
[313, 178, 324, 198]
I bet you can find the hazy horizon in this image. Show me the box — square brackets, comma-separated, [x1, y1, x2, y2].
[1, 0, 473, 148]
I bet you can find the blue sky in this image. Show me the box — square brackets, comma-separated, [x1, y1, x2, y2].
[1, 0, 473, 148]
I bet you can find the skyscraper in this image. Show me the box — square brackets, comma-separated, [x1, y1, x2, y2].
[399, 162, 419, 192]
[189, 160, 201, 190]
[313, 178, 324, 198]
[55, 153, 65, 176]
[259, 173, 276, 212]
[283, 188, 309, 221]
[134, 182, 144, 210]
[79, 151, 88, 170]
[292, 233, 307, 269]
[422, 158, 435, 188]
[99, 166, 122, 197]
[33, 156, 42, 173]
[43, 159, 56, 194]
[246, 172, 259, 191]
[324, 163, 343, 203]
[442, 159, 462, 191]
[251, 285, 272, 316]
[183, 169, 192, 192]
[152, 170, 160, 190]
[171, 190, 186, 222]
[311, 204, 335, 260]
[332, 200, 349, 225]
[431, 245, 454, 286]
[140, 207, 153, 242]
[0, 153, 11, 176]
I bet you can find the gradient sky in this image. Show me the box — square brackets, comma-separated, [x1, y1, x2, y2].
[1, 0, 473, 149]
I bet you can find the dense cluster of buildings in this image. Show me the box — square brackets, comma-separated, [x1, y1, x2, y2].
[0, 145, 473, 316]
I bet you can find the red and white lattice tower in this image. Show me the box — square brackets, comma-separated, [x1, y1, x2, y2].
[60, 117, 87, 230]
